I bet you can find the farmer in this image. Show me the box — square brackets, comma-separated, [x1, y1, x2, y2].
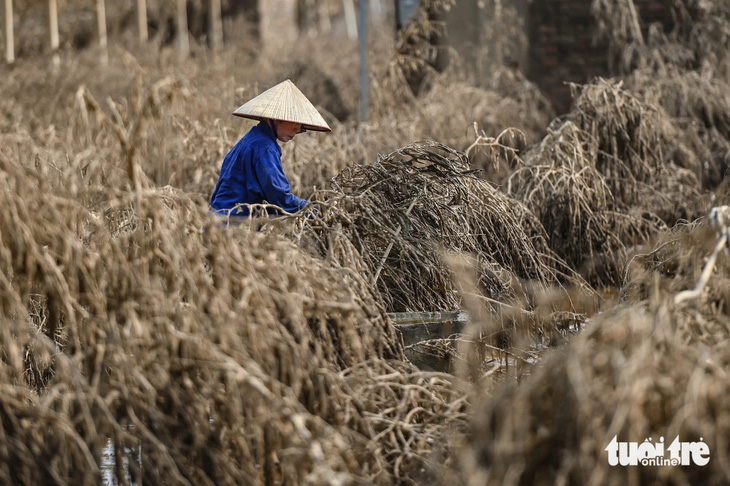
[210, 79, 331, 220]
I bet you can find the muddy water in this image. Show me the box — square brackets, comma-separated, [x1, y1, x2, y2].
[390, 311, 469, 371]
[391, 311, 588, 372]
[390, 311, 469, 346]
[101, 438, 141, 486]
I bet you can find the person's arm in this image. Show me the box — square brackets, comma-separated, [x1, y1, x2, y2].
[254, 147, 307, 213]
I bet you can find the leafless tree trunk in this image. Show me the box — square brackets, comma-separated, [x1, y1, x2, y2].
[96, 0, 108, 64]
[49, 0, 60, 67]
[297, 0, 317, 37]
[318, 1, 331, 33]
[359, 0, 368, 121]
[137, 0, 148, 42]
[177, 0, 189, 57]
[210, 0, 223, 50]
[342, 0, 357, 39]
[4, 0, 13, 63]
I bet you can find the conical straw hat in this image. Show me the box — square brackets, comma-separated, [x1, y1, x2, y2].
[232, 79, 332, 132]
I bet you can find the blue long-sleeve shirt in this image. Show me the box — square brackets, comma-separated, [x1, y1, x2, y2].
[210, 121, 307, 217]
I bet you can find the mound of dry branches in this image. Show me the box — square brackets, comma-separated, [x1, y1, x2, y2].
[588, 0, 730, 215]
[627, 66, 730, 189]
[0, 146, 473, 485]
[455, 301, 730, 486]
[508, 120, 664, 288]
[593, 0, 730, 76]
[448, 204, 730, 485]
[565, 77, 710, 226]
[294, 140, 581, 314]
[623, 210, 730, 316]
[505, 72, 718, 288]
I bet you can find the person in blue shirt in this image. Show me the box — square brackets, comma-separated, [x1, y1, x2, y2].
[210, 79, 331, 220]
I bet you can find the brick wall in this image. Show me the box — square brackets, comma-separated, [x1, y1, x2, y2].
[414, 0, 687, 113]
[527, 0, 685, 114]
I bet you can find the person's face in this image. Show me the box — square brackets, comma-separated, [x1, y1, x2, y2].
[274, 120, 304, 143]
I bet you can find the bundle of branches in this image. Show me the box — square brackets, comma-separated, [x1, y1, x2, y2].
[417, 82, 549, 177]
[590, 1, 730, 198]
[448, 205, 730, 485]
[393, 0, 455, 94]
[450, 298, 730, 486]
[623, 208, 730, 317]
[339, 359, 469, 484]
[569, 78, 704, 224]
[592, 0, 693, 73]
[686, 0, 730, 78]
[508, 121, 663, 288]
[593, 0, 730, 77]
[368, 65, 552, 187]
[591, 0, 643, 63]
[295, 140, 580, 314]
[0, 148, 474, 485]
[627, 66, 730, 189]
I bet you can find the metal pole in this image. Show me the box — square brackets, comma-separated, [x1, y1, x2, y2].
[137, 0, 148, 42]
[97, 0, 108, 64]
[358, 0, 369, 122]
[4, 0, 13, 64]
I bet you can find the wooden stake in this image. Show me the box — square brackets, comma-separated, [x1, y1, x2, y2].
[210, 0, 223, 50]
[4, 0, 13, 64]
[137, 0, 148, 42]
[96, 0, 108, 64]
[49, 0, 60, 67]
[176, 0, 189, 57]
